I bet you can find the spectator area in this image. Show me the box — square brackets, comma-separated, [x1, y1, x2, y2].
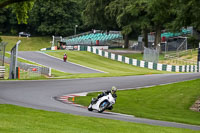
[161, 29, 191, 38]
[64, 33, 122, 45]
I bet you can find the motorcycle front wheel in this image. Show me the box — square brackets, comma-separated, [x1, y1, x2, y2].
[88, 104, 93, 111]
[98, 101, 109, 113]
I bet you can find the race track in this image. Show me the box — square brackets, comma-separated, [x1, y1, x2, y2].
[0, 73, 200, 130]
[18, 51, 102, 73]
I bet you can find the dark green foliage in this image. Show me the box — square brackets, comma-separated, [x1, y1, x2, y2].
[28, 0, 81, 36]
[10, 0, 35, 24]
[0, 0, 35, 24]
[188, 35, 199, 49]
[172, 0, 200, 31]
[0, 0, 82, 36]
[148, 0, 175, 46]
[1, 0, 200, 38]
[29, 0, 80, 35]
[82, 0, 118, 30]
[0, 7, 17, 34]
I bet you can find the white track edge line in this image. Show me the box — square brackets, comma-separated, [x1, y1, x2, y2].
[7, 51, 66, 73]
[39, 51, 107, 73]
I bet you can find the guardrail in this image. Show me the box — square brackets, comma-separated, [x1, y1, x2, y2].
[0, 66, 5, 79]
[3, 57, 51, 76]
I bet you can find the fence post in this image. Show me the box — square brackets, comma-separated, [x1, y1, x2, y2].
[16, 67, 20, 79]
[49, 68, 51, 77]
[9, 40, 21, 79]
[198, 43, 200, 72]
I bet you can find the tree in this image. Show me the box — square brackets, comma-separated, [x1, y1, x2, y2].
[83, 0, 152, 48]
[0, 0, 35, 24]
[106, 0, 151, 48]
[0, 7, 21, 35]
[172, 0, 200, 31]
[0, 0, 83, 36]
[28, 0, 81, 36]
[82, 0, 117, 31]
[0, 0, 30, 8]
[148, 0, 175, 50]
[105, 0, 132, 48]
[188, 35, 199, 50]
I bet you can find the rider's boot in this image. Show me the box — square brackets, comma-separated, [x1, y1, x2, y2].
[107, 106, 113, 110]
[91, 98, 98, 104]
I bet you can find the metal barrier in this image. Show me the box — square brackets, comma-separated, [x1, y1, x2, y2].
[0, 42, 7, 66]
[4, 57, 51, 77]
[0, 66, 5, 79]
[143, 47, 159, 63]
[27, 67, 42, 79]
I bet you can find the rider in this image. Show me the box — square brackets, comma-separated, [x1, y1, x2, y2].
[92, 86, 117, 104]
[63, 53, 67, 62]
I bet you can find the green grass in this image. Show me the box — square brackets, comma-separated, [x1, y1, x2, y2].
[1, 36, 51, 51]
[122, 50, 198, 66]
[3, 63, 10, 79]
[74, 79, 200, 125]
[0, 104, 199, 133]
[3, 50, 169, 79]
[121, 53, 144, 60]
[121, 53, 165, 61]
[44, 50, 168, 78]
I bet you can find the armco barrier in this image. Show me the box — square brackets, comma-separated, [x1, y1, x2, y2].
[41, 46, 57, 51]
[0, 66, 5, 79]
[86, 46, 199, 72]
[3, 57, 51, 76]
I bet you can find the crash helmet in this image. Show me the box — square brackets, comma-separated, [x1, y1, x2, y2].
[111, 86, 117, 94]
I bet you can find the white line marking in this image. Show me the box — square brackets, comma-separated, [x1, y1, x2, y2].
[58, 92, 135, 117]
[39, 51, 107, 73]
[59, 98, 68, 100]
[7, 52, 64, 73]
[68, 92, 88, 96]
[106, 112, 134, 117]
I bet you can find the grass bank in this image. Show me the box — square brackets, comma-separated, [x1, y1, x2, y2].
[1, 36, 51, 51]
[3, 51, 167, 80]
[0, 104, 199, 133]
[122, 53, 165, 61]
[74, 79, 200, 125]
[1, 36, 171, 79]
[44, 50, 168, 78]
[122, 49, 198, 66]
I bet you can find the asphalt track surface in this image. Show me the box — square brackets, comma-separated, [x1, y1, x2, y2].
[18, 51, 102, 73]
[0, 73, 200, 130]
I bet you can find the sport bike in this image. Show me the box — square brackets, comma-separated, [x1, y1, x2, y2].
[88, 93, 116, 113]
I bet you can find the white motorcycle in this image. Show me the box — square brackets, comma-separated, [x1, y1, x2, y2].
[88, 93, 116, 113]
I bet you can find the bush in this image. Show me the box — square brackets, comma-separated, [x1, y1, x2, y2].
[10, 29, 17, 35]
